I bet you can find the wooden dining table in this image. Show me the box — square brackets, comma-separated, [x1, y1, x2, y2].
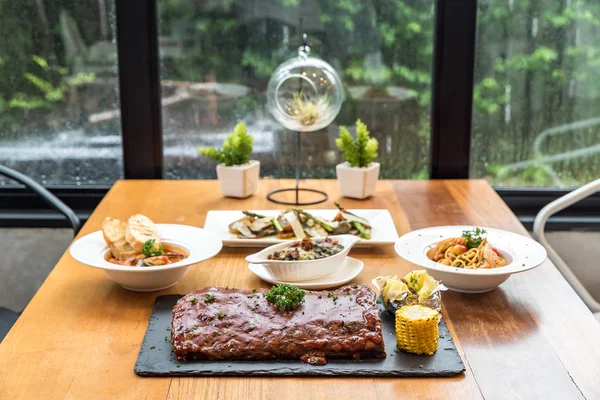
[1, 179, 600, 399]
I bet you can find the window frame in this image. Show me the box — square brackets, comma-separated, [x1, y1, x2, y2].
[1, 0, 598, 230]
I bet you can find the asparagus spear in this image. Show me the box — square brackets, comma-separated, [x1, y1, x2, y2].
[352, 221, 371, 240]
[292, 208, 334, 232]
[272, 217, 283, 232]
[334, 202, 371, 227]
[242, 210, 266, 219]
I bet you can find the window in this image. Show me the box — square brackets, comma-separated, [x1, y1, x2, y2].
[159, 0, 434, 180]
[0, 1, 122, 187]
[471, 0, 600, 187]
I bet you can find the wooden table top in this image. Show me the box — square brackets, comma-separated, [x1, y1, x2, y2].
[2, 179, 600, 400]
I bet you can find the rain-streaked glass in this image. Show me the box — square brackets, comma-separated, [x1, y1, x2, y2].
[471, 0, 600, 187]
[159, 0, 434, 180]
[0, 1, 122, 186]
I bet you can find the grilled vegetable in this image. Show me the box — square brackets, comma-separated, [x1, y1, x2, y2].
[395, 305, 439, 355]
[351, 221, 371, 240]
[334, 202, 372, 228]
[242, 211, 266, 219]
[293, 209, 334, 232]
[230, 205, 372, 240]
[229, 220, 256, 238]
[272, 218, 283, 232]
[331, 220, 351, 234]
[249, 217, 273, 233]
[302, 218, 329, 237]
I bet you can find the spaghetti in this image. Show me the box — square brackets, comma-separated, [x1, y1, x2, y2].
[426, 229, 508, 269]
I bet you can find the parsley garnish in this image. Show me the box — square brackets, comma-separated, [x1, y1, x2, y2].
[204, 294, 216, 304]
[217, 312, 226, 319]
[142, 239, 163, 257]
[461, 228, 487, 249]
[265, 284, 305, 310]
[189, 298, 198, 304]
[409, 276, 418, 287]
[150, 346, 155, 349]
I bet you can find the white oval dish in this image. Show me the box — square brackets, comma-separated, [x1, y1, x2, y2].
[70, 224, 223, 291]
[245, 235, 361, 282]
[394, 226, 547, 293]
[248, 256, 364, 290]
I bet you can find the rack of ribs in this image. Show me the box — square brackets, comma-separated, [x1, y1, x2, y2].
[171, 285, 386, 365]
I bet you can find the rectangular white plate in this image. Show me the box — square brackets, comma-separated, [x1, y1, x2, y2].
[204, 209, 399, 247]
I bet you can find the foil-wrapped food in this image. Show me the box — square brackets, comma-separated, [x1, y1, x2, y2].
[372, 270, 445, 314]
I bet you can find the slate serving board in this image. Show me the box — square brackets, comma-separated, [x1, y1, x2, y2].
[135, 295, 465, 377]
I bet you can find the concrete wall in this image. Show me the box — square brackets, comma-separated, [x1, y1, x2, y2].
[0, 229, 72, 313]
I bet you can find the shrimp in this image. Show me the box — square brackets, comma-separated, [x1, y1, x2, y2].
[428, 237, 467, 261]
[480, 240, 498, 268]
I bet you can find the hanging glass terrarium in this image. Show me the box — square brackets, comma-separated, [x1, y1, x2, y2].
[265, 34, 345, 206]
[266, 36, 344, 133]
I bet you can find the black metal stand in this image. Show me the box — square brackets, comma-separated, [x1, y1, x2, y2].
[266, 131, 328, 206]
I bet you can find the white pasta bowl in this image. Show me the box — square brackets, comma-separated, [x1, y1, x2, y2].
[394, 226, 547, 293]
[245, 235, 361, 282]
[70, 224, 223, 292]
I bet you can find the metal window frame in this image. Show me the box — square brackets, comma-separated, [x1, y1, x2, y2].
[430, 0, 478, 179]
[115, 0, 163, 179]
[2, 0, 600, 231]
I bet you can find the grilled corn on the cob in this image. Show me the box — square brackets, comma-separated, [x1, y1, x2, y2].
[395, 305, 439, 355]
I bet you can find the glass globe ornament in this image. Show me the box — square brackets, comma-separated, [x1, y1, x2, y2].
[267, 42, 344, 132]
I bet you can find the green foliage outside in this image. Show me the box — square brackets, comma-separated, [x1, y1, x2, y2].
[472, 0, 600, 186]
[3, 0, 600, 186]
[336, 119, 378, 168]
[8, 55, 95, 111]
[158, 0, 600, 186]
[198, 122, 254, 166]
[0, 1, 106, 132]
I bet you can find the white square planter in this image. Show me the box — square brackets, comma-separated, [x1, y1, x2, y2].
[216, 160, 260, 198]
[336, 162, 380, 199]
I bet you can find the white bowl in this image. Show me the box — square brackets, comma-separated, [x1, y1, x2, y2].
[394, 226, 547, 293]
[70, 224, 223, 292]
[245, 235, 361, 282]
[248, 256, 364, 290]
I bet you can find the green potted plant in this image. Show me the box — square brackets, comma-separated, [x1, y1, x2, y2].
[198, 122, 259, 198]
[335, 119, 380, 199]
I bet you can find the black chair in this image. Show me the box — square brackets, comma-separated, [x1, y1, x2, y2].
[0, 165, 81, 342]
[0, 165, 81, 236]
